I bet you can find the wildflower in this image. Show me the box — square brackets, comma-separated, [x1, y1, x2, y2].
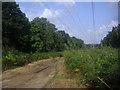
[74, 68, 80, 72]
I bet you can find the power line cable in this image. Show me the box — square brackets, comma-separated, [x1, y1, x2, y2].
[71, 3, 88, 32]
[63, 3, 83, 35]
[42, 2, 78, 36]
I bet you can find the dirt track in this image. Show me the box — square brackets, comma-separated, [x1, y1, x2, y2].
[2, 57, 60, 88]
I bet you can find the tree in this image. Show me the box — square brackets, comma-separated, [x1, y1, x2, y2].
[57, 31, 84, 49]
[30, 17, 58, 52]
[2, 2, 31, 52]
[2, 2, 85, 53]
[70, 37, 84, 49]
[101, 24, 120, 48]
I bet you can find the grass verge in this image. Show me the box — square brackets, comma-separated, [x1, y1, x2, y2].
[2, 48, 63, 71]
[64, 47, 120, 88]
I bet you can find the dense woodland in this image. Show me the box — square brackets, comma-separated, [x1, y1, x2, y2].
[2, 2, 84, 53]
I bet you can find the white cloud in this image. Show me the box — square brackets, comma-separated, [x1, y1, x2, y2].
[97, 25, 107, 34]
[56, 24, 77, 36]
[75, 20, 118, 44]
[93, 20, 117, 43]
[40, 9, 62, 19]
[54, 20, 118, 44]
[108, 20, 118, 28]
[99, 25, 106, 30]
[56, 24, 66, 30]
[26, 12, 41, 21]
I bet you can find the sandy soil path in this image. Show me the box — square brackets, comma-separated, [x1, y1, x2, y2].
[46, 57, 89, 88]
[2, 57, 60, 88]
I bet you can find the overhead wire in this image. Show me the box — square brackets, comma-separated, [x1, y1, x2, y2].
[69, 2, 89, 40]
[42, 2, 78, 36]
[70, 3, 88, 32]
[41, 1, 96, 45]
[63, 3, 83, 35]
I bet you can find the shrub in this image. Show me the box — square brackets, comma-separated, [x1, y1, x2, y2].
[64, 48, 120, 88]
[2, 48, 63, 71]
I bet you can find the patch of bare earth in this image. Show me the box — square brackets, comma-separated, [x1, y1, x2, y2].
[2, 57, 89, 88]
[2, 57, 59, 88]
[46, 57, 89, 88]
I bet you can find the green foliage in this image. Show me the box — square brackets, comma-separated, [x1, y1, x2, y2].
[30, 17, 58, 52]
[2, 48, 63, 71]
[56, 31, 84, 50]
[64, 48, 120, 88]
[2, 2, 31, 52]
[2, 2, 84, 53]
[2, 2, 84, 71]
[30, 17, 84, 52]
[101, 24, 120, 48]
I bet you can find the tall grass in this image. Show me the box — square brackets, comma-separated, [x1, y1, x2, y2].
[2, 48, 62, 71]
[64, 47, 120, 88]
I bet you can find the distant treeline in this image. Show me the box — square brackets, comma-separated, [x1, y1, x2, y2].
[2, 2, 84, 53]
[86, 44, 100, 48]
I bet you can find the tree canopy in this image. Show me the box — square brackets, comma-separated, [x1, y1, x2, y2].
[2, 2, 31, 52]
[2, 2, 84, 53]
[101, 24, 120, 48]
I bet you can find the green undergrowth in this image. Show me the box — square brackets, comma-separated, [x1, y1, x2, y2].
[2, 48, 63, 71]
[64, 47, 120, 88]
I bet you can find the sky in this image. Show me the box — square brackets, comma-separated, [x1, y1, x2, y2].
[16, 1, 118, 44]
